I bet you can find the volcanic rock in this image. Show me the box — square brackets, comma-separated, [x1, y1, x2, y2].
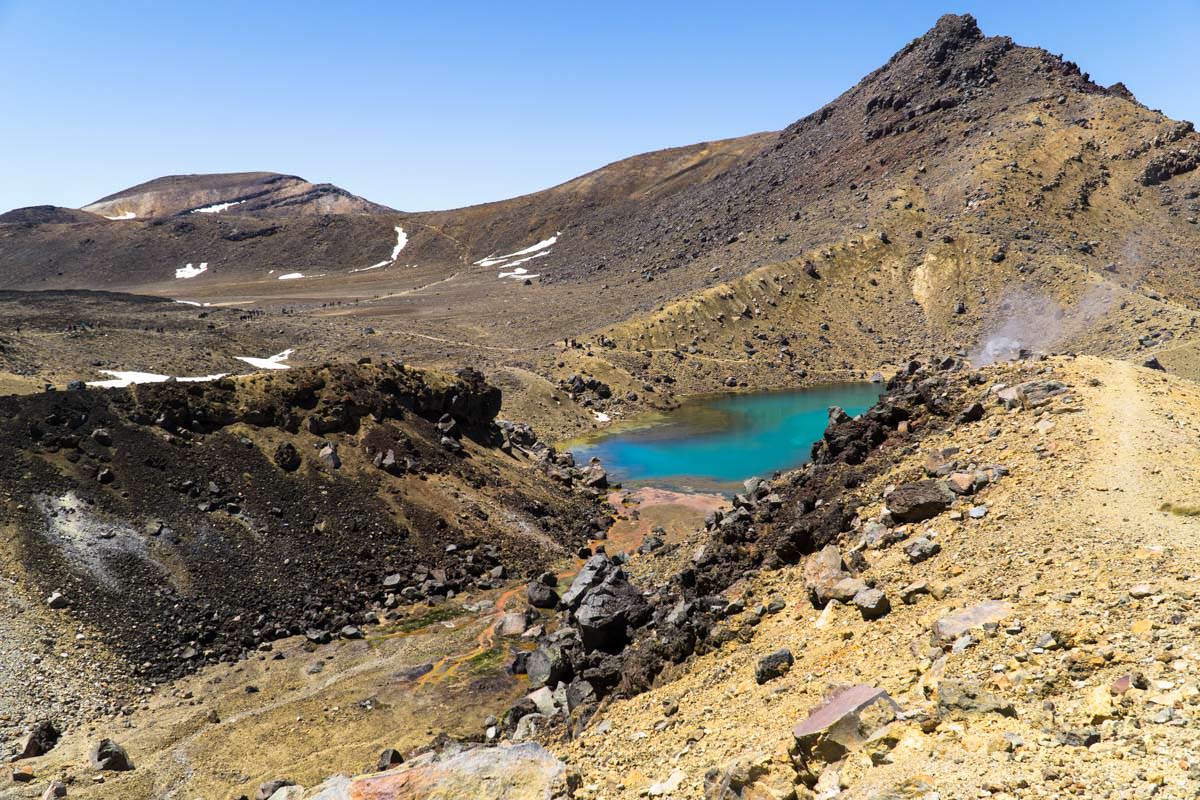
[89, 738, 133, 771]
[887, 480, 954, 523]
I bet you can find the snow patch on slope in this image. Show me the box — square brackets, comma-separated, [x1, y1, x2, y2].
[86, 370, 228, 389]
[351, 226, 408, 273]
[105, 211, 136, 221]
[175, 262, 208, 279]
[390, 226, 408, 260]
[191, 200, 245, 214]
[235, 349, 294, 370]
[498, 267, 539, 280]
[472, 232, 556, 271]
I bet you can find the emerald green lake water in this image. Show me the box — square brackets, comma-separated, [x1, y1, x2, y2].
[569, 384, 884, 493]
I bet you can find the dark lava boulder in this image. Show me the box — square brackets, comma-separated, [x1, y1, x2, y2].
[89, 738, 133, 771]
[273, 441, 301, 471]
[560, 554, 611, 609]
[575, 570, 651, 653]
[527, 581, 559, 609]
[527, 644, 571, 689]
[755, 648, 794, 684]
[377, 748, 404, 771]
[886, 480, 954, 523]
[16, 720, 59, 760]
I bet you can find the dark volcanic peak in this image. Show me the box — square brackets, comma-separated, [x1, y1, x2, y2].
[533, 10, 1199, 285]
[81, 171, 394, 220]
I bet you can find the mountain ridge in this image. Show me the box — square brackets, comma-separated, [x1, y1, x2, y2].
[80, 171, 394, 220]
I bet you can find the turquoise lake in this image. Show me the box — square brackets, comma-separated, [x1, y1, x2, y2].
[569, 383, 885, 493]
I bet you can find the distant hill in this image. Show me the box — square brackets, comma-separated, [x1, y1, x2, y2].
[82, 171, 394, 219]
[0, 205, 105, 225]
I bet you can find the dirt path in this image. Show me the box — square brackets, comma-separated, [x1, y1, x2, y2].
[1077, 357, 1200, 548]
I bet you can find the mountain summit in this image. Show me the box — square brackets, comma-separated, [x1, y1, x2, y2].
[81, 171, 393, 220]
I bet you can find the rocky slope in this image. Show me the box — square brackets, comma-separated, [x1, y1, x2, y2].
[22, 354, 1198, 800]
[536, 354, 1200, 800]
[0, 362, 610, 767]
[4, 12, 1200, 800]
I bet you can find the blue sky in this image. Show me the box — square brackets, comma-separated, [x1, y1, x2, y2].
[1, 1, 1196, 213]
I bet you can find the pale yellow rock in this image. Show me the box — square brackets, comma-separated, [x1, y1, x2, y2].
[1085, 684, 1117, 723]
[862, 722, 905, 765]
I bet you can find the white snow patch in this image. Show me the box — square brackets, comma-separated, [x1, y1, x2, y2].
[502, 251, 549, 269]
[87, 371, 170, 388]
[593, 411, 611, 423]
[175, 262, 208, 280]
[277, 272, 305, 280]
[351, 260, 392, 273]
[235, 349, 294, 370]
[475, 233, 559, 268]
[498, 266, 539, 280]
[350, 226, 408, 273]
[85, 370, 227, 388]
[191, 200, 244, 214]
[390, 226, 408, 260]
[104, 211, 136, 221]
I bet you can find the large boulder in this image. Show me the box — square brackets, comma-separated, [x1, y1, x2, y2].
[526, 644, 570, 689]
[526, 582, 559, 610]
[886, 480, 954, 523]
[755, 648, 794, 684]
[346, 743, 575, 800]
[931, 600, 1012, 646]
[803, 545, 851, 607]
[15, 720, 59, 760]
[852, 588, 891, 620]
[273, 442, 301, 471]
[560, 554, 610, 609]
[791, 685, 899, 785]
[574, 570, 651, 653]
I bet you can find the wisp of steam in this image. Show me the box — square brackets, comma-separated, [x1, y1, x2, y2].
[972, 286, 1118, 365]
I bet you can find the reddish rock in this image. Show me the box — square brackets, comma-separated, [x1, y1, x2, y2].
[931, 601, 1011, 645]
[791, 685, 899, 783]
[347, 743, 572, 800]
[803, 545, 851, 607]
[946, 472, 976, 495]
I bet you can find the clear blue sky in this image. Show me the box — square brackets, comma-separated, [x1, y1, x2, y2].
[1, 1, 1196, 214]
